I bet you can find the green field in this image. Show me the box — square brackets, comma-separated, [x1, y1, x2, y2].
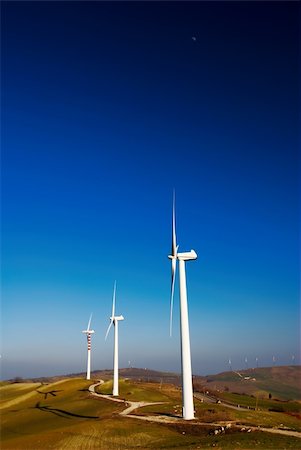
[199, 366, 301, 400]
[217, 391, 301, 414]
[1, 377, 300, 449]
[95, 379, 179, 402]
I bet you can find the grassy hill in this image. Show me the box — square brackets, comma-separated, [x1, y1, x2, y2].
[194, 366, 301, 401]
[1, 376, 301, 449]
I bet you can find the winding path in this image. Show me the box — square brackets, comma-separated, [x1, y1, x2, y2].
[88, 381, 165, 416]
[194, 392, 246, 411]
[88, 380, 301, 439]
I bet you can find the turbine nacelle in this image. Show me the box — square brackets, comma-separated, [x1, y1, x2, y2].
[110, 315, 124, 322]
[82, 313, 94, 335]
[177, 250, 197, 261]
[168, 249, 197, 261]
[105, 282, 124, 340]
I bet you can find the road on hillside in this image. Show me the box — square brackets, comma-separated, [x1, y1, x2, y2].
[193, 392, 250, 411]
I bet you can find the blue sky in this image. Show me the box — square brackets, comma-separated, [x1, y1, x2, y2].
[1, 1, 299, 379]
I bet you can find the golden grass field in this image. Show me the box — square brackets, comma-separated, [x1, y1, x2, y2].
[1, 377, 301, 449]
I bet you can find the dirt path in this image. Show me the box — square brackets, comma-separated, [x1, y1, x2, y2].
[88, 381, 301, 439]
[256, 427, 301, 438]
[88, 381, 165, 415]
[194, 391, 252, 411]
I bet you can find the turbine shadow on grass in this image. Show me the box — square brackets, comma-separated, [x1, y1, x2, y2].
[145, 411, 181, 419]
[161, 412, 182, 419]
[34, 402, 99, 419]
[36, 390, 63, 399]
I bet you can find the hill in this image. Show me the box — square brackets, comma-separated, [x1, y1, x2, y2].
[1, 376, 301, 449]
[194, 366, 301, 401]
[7, 365, 300, 401]
[13, 367, 182, 385]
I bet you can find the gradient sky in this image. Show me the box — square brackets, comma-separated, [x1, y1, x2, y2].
[1, 1, 299, 380]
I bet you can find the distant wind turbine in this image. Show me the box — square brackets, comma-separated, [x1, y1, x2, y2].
[228, 358, 232, 371]
[168, 192, 197, 420]
[105, 281, 124, 396]
[255, 356, 259, 368]
[82, 313, 95, 380]
[245, 357, 248, 369]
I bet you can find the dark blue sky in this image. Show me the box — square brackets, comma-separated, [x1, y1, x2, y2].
[1, 1, 299, 379]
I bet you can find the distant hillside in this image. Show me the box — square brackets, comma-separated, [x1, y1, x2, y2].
[8, 365, 300, 401]
[194, 366, 301, 401]
[120, 367, 181, 384]
[16, 367, 181, 386]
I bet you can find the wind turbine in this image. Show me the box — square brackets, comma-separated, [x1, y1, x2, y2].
[82, 313, 95, 380]
[228, 358, 232, 371]
[168, 192, 197, 420]
[105, 281, 124, 396]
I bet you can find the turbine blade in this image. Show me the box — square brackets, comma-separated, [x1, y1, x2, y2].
[105, 320, 113, 341]
[172, 191, 177, 256]
[170, 191, 178, 337]
[112, 281, 116, 318]
[169, 257, 177, 337]
[87, 313, 92, 331]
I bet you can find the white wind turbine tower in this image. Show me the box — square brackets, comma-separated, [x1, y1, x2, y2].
[228, 358, 232, 371]
[169, 193, 197, 420]
[82, 313, 95, 380]
[105, 281, 124, 396]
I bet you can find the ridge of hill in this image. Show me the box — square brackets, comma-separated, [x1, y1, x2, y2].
[6, 366, 300, 401]
[195, 366, 301, 401]
[9, 367, 181, 385]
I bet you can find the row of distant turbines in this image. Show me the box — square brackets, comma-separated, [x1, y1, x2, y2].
[82, 193, 197, 420]
[228, 354, 297, 371]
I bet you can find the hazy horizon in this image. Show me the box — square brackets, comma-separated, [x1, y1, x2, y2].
[2, 348, 299, 381]
[3, 361, 300, 382]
